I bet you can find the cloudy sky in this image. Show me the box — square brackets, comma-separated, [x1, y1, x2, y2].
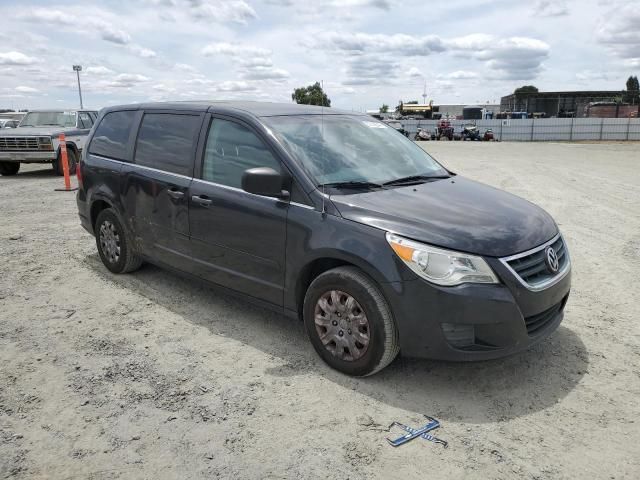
[0, 0, 638, 111]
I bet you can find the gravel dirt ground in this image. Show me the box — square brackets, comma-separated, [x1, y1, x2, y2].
[1, 142, 639, 479]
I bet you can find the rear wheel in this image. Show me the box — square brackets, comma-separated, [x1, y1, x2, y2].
[303, 266, 399, 376]
[0, 161, 20, 176]
[52, 148, 77, 176]
[95, 208, 142, 274]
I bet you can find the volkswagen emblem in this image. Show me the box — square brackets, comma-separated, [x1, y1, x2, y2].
[545, 246, 560, 274]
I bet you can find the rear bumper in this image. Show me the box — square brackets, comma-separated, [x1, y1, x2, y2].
[0, 151, 56, 162]
[382, 262, 571, 361]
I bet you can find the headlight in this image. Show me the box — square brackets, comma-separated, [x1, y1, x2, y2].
[386, 233, 498, 286]
[38, 137, 53, 151]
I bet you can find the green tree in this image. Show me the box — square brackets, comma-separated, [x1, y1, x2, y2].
[514, 85, 539, 95]
[379, 104, 389, 113]
[624, 75, 639, 104]
[291, 82, 331, 107]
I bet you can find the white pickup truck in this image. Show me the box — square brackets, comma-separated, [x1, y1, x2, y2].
[0, 109, 98, 176]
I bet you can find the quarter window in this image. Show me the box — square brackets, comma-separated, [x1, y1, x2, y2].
[202, 118, 281, 188]
[134, 113, 201, 177]
[89, 110, 136, 161]
[78, 112, 93, 129]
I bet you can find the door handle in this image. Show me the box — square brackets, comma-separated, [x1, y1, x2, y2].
[167, 188, 185, 200]
[191, 195, 213, 206]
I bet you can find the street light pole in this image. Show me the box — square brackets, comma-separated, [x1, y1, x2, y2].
[72, 65, 83, 109]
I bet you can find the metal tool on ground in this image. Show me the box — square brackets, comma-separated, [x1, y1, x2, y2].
[386, 416, 448, 448]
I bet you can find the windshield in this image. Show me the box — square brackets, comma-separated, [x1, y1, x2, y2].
[265, 115, 448, 187]
[20, 111, 77, 127]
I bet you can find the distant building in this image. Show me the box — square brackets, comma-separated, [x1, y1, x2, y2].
[500, 90, 624, 117]
[432, 104, 500, 120]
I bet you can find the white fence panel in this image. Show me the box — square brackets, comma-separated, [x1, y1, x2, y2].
[395, 118, 640, 141]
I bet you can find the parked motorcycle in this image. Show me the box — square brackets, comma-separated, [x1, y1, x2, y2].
[414, 128, 430, 141]
[483, 129, 495, 141]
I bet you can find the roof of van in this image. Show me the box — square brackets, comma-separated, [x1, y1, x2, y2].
[103, 101, 361, 117]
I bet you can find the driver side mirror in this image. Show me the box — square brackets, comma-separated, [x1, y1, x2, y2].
[241, 167, 289, 200]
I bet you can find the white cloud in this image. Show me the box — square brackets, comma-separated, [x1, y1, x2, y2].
[240, 66, 290, 80]
[15, 86, 39, 93]
[0, 51, 38, 65]
[216, 80, 257, 92]
[531, 0, 569, 17]
[86, 66, 115, 75]
[202, 42, 288, 80]
[407, 67, 423, 77]
[597, 4, 640, 62]
[202, 42, 271, 59]
[107, 73, 151, 88]
[343, 56, 399, 85]
[152, 83, 177, 93]
[323, 31, 549, 83]
[149, 0, 256, 24]
[444, 70, 479, 80]
[450, 35, 550, 79]
[96, 22, 131, 45]
[128, 45, 157, 58]
[323, 32, 446, 56]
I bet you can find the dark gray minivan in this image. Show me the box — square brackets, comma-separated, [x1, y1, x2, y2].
[77, 101, 571, 376]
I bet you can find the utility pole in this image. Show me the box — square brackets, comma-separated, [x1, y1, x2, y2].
[422, 81, 427, 104]
[72, 65, 83, 109]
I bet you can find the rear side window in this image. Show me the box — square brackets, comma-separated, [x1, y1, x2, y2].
[89, 110, 136, 161]
[134, 113, 201, 176]
[202, 118, 281, 188]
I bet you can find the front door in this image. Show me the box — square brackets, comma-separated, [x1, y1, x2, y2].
[188, 116, 289, 306]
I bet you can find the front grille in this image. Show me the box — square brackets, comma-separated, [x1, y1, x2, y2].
[0, 136, 40, 151]
[504, 236, 568, 289]
[524, 296, 567, 335]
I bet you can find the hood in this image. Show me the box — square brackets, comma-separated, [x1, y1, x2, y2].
[330, 176, 558, 257]
[0, 126, 72, 136]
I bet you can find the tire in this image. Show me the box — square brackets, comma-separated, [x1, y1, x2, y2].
[0, 161, 20, 176]
[52, 148, 77, 176]
[303, 266, 400, 376]
[95, 208, 143, 274]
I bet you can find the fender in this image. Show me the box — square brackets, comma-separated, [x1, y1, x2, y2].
[283, 208, 415, 315]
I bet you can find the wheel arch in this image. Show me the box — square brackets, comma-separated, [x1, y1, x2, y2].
[293, 251, 393, 320]
[89, 197, 114, 231]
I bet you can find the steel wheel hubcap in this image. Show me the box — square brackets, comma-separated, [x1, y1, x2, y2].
[314, 290, 370, 361]
[99, 220, 121, 264]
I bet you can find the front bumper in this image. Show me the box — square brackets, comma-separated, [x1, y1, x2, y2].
[382, 259, 571, 361]
[0, 151, 56, 162]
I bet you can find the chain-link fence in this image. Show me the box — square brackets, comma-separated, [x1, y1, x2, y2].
[400, 118, 640, 141]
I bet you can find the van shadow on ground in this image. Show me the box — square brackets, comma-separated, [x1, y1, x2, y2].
[86, 256, 588, 425]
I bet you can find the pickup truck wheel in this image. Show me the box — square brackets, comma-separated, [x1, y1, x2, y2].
[303, 266, 400, 376]
[0, 161, 20, 176]
[95, 208, 142, 274]
[52, 149, 77, 176]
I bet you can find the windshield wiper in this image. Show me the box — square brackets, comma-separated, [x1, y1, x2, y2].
[382, 174, 450, 186]
[318, 180, 384, 190]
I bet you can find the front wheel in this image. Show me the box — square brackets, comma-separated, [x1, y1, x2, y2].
[303, 266, 400, 376]
[0, 161, 20, 176]
[52, 148, 77, 176]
